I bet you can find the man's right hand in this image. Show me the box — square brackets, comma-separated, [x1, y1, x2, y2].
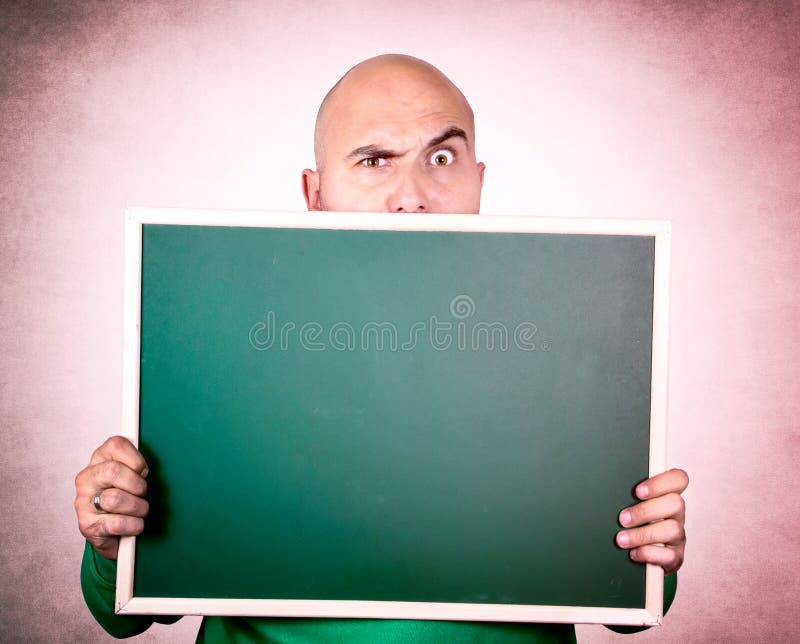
[74, 436, 150, 561]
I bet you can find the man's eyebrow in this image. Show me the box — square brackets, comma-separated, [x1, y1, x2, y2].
[426, 126, 469, 150]
[346, 145, 400, 160]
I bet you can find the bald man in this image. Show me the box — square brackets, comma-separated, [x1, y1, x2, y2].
[76, 54, 688, 643]
[302, 54, 485, 214]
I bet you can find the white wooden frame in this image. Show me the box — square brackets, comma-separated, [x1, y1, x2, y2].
[117, 207, 670, 626]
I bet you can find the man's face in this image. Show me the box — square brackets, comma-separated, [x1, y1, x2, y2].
[303, 61, 485, 214]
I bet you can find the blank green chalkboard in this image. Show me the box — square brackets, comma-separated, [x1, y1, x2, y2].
[116, 208, 670, 626]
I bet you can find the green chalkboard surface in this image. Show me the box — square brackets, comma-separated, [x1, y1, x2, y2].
[118, 209, 669, 625]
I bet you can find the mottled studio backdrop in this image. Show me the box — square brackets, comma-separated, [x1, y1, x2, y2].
[1, 1, 798, 642]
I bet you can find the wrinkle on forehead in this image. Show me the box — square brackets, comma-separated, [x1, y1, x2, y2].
[314, 54, 475, 169]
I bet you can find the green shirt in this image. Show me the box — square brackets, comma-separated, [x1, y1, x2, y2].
[81, 542, 676, 642]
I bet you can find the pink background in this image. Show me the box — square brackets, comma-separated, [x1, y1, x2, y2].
[1, 1, 798, 642]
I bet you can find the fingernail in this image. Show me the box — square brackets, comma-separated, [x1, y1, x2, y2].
[637, 484, 649, 499]
[630, 548, 639, 560]
[141, 467, 149, 478]
[620, 510, 632, 526]
[617, 532, 630, 547]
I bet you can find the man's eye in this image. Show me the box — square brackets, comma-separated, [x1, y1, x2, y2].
[430, 149, 454, 166]
[361, 157, 387, 168]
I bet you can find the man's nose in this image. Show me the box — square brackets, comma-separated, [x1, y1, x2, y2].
[385, 168, 429, 213]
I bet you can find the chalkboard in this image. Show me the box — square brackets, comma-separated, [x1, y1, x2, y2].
[116, 208, 670, 626]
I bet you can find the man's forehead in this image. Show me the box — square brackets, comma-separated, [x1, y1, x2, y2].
[342, 106, 471, 144]
[329, 88, 473, 147]
[338, 79, 467, 119]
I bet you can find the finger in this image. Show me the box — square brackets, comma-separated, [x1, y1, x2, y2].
[79, 513, 145, 541]
[87, 536, 121, 562]
[92, 488, 149, 518]
[616, 518, 685, 549]
[76, 459, 147, 498]
[629, 544, 684, 574]
[89, 435, 148, 478]
[635, 468, 689, 500]
[619, 492, 685, 528]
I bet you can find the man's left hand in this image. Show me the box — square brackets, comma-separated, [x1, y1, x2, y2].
[615, 468, 689, 575]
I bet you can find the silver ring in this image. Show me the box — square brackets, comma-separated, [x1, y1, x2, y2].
[92, 490, 105, 513]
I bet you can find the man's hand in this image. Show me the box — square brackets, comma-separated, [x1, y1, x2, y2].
[615, 468, 689, 575]
[74, 436, 150, 561]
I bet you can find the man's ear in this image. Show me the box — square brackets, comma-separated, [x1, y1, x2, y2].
[477, 161, 486, 188]
[301, 169, 321, 211]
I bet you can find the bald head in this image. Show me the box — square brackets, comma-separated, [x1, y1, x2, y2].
[314, 55, 476, 168]
[302, 54, 485, 214]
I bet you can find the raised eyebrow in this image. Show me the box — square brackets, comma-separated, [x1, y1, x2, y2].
[426, 127, 469, 150]
[346, 145, 400, 160]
